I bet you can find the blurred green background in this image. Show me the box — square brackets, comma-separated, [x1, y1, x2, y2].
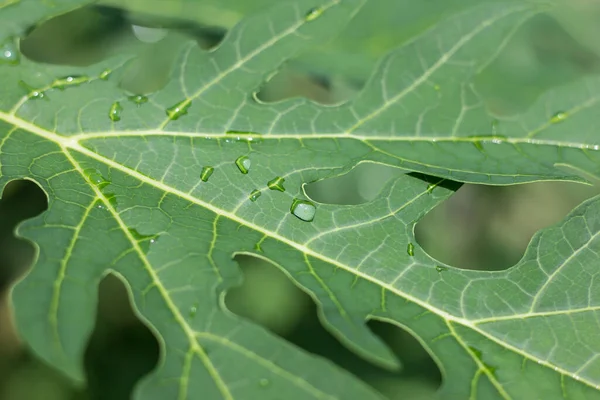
[1, 0, 600, 399]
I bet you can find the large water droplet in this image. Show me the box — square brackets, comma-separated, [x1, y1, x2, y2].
[259, 378, 270, 387]
[235, 156, 251, 174]
[290, 199, 316, 222]
[19, 80, 45, 100]
[128, 94, 148, 106]
[267, 177, 285, 192]
[550, 111, 567, 124]
[109, 101, 123, 122]
[52, 75, 89, 90]
[305, 7, 324, 21]
[200, 166, 214, 182]
[99, 69, 111, 80]
[407, 243, 415, 257]
[132, 24, 168, 43]
[166, 100, 190, 120]
[189, 303, 198, 318]
[249, 189, 261, 202]
[0, 37, 19, 65]
[83, 168, 110, 189]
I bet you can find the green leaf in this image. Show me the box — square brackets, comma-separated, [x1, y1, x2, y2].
[1, 0, 600, 399]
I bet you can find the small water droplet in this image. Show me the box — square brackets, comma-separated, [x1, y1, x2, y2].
[267, 177, 285, 192]
[166, 100, 190, 120]
[550, 111, 567, 124]
[259, 378, 270, 387]
[83, 168, 110, 189]
[0, 37, 19, 65]
[249, 189, 261, 202]
[305, 7, 324, 21]
[52, 75, 89, 90]
[109, 101, 123, 122]
[235, 156, 251, 174]
[18, 80, 46, 100]
[290, 199, 316, 222]
[200, 166, 214, 182]
[426, 184, 435, 194]
[435, 265, 448, 273]
[407, 243, 415, 257]
[99, 69, 111, 80]
[128, 94, 148, 106]
[189, 303, 198, 318]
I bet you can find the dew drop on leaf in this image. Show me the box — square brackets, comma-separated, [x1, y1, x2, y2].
[99, 69, 111, 80]
[18, 80, 45, 100]
[305, 7, 324, 21]
[290, 199, 316, 222]
[407, 243, 415, 257]
[166, 100, 190, 120]
[249, 189, 261, 202]
[435, 265, 447, 273]
[426, 183, 435, 193]
[128, 94, 148, 106]
[550, 111, 568, 124]
[52, 75, 89, 90]
[267, 177, 285, 192]
[0, 37, 19, 65]
[235, 156, 251, 174]
[259, 378, 270, 387]
[83, 168, 110, 189]
[200, 166, 214, 182]
[189, 304, 198, 318]
[109, 101, 123, 122]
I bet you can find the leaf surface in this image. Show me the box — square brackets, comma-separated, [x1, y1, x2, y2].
[1, 0, 600, 399]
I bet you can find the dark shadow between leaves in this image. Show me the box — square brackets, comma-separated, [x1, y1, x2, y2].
[84, 274, 160, 400]
[255, 62, 361, 105]
[415, 181, 600, 271]
[226, 254, 441, 398]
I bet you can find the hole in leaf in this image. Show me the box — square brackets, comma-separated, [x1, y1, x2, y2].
[255, 63, 361, 105]
[21, 6, 129, 66]
[226, 255, 441, 397]
[0, 180, 48, 290]
[416, 182, 600, 271]
[84, 274, 160, 399]
[305, 163, 404, 205]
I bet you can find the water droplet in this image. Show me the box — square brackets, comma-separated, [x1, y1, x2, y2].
[18, 80, 46, 100]
[189, 303, 198, 318]
[435, 265, 448, 273]
[52, 75, 89, 90]
[290, 199, 316, 222]
[267, 177, 285, 192]
[235, 156, 251, 174]
[550, 111, 567, 124]
[259, 378, 270, 387]
[1, 37, 20, 65]
[200, 166, 214, 182]
[99, 69, 111, 80]
[305, 7, 324, 21]
[426, 184, 435, 193]
[83, 168, 110, 189]
[249, 189, 261, 202]
[166, 100, 190, 120]
[132, 24, 168, 43]
[109, 101, 123, 122]
[128, 94, 148, 106]
[407, 243, 415, 257]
